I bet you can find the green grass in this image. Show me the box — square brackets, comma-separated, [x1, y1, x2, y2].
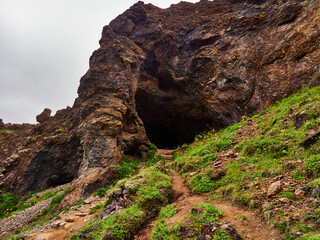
[300, 234, 320, 240]
[72, 168, 172, 240]
[0, 187, 64, 220]
[0, 129, 16, 134]
[0, 191, 18, 219]
[118, 143, 163, 179]
[151, 203, 229, 240]
[4, 188, 67, 240]
[169, 86, 320, 238]
[188, 174, 216, 193]
[31, 188, 68, 221]
[89, 204, 103, 215]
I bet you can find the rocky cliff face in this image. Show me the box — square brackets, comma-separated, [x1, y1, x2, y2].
[1, 0, 320, 201]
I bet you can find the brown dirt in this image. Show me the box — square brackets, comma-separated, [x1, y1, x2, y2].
[165, 171, 208, 226]
[134, 222, 154, 240]
[135, 167, 283, 240]
[214, 201, 283, 240]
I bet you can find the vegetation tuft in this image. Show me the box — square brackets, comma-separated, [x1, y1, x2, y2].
[72, 168, 172, 240]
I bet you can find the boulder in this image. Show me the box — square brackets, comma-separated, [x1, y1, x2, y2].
[267, 181, 281, 197]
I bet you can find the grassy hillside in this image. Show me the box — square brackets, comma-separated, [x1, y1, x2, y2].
[172, 85, 320, 239]
[3, 85, 320, 239]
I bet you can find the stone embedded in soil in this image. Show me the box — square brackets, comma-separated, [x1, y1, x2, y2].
[294, 189, 305, 196]
[279, 197, 290, 203]
[209, 168, 226, 181]
[112, 188, 123, 197]
[196, 222, 243, 240]
[220, 223, 243, 240]
[267, 181, 281, 197]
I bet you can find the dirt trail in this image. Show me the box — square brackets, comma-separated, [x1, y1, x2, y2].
[134, 171, 207, 240]
[165, 171, 207, 226]
[135, 163, 282, 240]
[214, 202, 282, 240]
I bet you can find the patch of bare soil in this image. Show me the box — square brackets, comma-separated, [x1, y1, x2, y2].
[165, 171, 208, 226]
[214, 201, 282, 240]
[134, 222, 154, 240]
[19, 196, 105, 240]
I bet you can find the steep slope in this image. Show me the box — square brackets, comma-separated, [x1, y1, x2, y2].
[1, 0, 320, 216]
[4, 86, 320, 239]
[172, 85, 320, 239]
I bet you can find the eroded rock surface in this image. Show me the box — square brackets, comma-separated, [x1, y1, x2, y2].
[1, 0, 320, 199]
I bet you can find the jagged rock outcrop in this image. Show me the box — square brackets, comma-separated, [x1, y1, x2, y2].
[1, 0, 320, 201]
[0, 103, 81, 193]
[79, 0, 320, 152]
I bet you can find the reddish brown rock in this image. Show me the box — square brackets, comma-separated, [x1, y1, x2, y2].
[267, 181, 281, 197]
[0, 104, 81, 194]
[56, 167, 118, 211]
[36, 108, 52, 124]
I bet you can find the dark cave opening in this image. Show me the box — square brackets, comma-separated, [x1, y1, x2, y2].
[46, 173, 75, 188]
[135, 87, 213, 150]
[145, 123, 179, 149]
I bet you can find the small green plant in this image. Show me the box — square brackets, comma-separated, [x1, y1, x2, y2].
[96, 188, 107, 198]
[89, 204, 103, 214]
[73, 198, 84, 207]
[149, 143, 157, 150]
[55, 128, 64, 133]
[118, 164, 131, 179]
[181, 143, 189, 149]
[304, 155, 320, 178]
[118, 157, 142, 179]
[121, 56, 132, 63]
[190, 203, 224, 224]
[282, 192, 294, 199]
[188, 174, 216, 193]
[237, 214, 248, 221]
[0, 191, 18, 219]
[147, 142, 157, 159]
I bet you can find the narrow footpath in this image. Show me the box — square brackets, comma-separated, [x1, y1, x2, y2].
[135, 149, 282, 240]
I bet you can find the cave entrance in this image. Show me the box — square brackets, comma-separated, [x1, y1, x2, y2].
[135, 88, 212, 150]
[145, 123, 179, 149]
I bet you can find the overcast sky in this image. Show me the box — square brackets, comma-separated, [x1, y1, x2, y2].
[0, 0, 198, 124]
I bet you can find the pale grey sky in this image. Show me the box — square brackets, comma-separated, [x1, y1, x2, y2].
[0, 0, 198, 124]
